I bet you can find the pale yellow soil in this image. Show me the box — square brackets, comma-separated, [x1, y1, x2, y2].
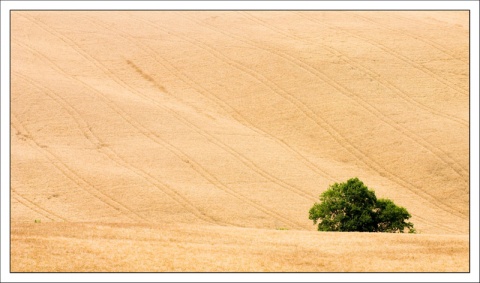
[10, 11, 469, 272]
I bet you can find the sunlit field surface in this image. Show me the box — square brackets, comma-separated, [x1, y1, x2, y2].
[11, 11, 469, 272]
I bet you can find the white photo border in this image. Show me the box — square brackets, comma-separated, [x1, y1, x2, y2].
[1, 1, 478, 282]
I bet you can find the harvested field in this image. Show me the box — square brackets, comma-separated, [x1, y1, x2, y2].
[10, 11, 469, 272]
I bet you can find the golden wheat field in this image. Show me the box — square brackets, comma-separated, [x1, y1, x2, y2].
[10, 11, 469, 272]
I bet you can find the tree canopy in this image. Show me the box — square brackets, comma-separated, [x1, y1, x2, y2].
[308, 178, 415, 233]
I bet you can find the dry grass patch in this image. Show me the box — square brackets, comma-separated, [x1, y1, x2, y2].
[11, 222, 468, 272]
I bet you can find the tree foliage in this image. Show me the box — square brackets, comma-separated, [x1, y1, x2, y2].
[309, 178, 415, 233]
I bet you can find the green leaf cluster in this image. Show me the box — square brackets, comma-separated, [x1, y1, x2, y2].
[309, 178, 415, 233]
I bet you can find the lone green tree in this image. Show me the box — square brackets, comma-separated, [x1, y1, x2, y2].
[308, 178, 415, 233]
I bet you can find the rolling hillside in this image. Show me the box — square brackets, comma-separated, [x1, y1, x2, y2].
[10, 11, 469, 272]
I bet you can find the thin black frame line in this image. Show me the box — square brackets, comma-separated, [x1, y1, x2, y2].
[8, 8, 11, 277]
[6, 8, 473, 276]
[7, 9, 472, 275]
[1, 0, 476, 2]
[0, 0, 2, 279]
[468, 8, 472, 275]
[8, 9, 473, 11]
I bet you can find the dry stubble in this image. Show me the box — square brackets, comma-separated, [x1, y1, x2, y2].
[10, 11, 469, 272]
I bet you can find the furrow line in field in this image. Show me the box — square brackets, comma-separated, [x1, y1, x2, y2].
[84, 17, 317, 203]
[127, 15, 335, 184]
[124, 61, 317, 202]
[20, 15, 224, 225]
[145, 14, 468, 220]
[384, 13, 469, 64]
[21, 15, 306, 230]
[11, 179, 69, 222]
[294, 12, 467, 95]
[11, 193, 57, 222]
[13, 68, 98, 144]
[120, 14, 337, 184]
[11, 116, 143, 223]
[14, 66, 220, 226]
[238, 12, 468, 128]
[353, 13, 467, 63]
[239, 12, 469, 177]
